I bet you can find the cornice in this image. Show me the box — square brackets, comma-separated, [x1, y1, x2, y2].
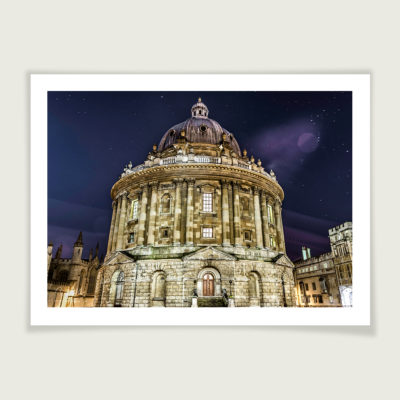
[111, 163, 284, 201]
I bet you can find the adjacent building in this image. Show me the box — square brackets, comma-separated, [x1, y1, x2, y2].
[293, 222, 353, 307]
[47, 232, 102, 307]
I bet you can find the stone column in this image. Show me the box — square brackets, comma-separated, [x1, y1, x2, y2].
[137, 184, 149, 246]
[260, 191, 270, 249]
[253, 187, 263, 248]
[116, 192, 128, 250]
[221, 180, 231, 246]
[147, 182, 159, 245]
[106, 200, 117, 255]
[173, 179, 183, 245]
[233, 182, 242, 246]
[111, 196, 122, 251]
[185, 179, 195, 245]
[275, 201, 286, 253]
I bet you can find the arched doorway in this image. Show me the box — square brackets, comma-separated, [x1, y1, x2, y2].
[203, 273, 214, 296]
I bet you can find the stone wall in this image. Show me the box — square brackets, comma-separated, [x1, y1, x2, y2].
[95, 254, 296, 308]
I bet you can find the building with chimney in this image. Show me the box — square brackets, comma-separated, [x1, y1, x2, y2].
[47, 232, 102, 307]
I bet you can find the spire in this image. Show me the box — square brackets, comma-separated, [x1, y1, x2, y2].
[74, 231, 83, 247]
[95, 242, 99, 258]
[191, 98, 209, 118]
[55, 244, 63, 259]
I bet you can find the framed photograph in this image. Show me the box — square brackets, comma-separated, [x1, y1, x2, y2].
[31, 74, 370, 325]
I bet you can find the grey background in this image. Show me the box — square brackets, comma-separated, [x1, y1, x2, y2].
[1, 1, 398, 399]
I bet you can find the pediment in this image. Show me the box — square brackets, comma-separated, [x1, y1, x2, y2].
[273, 254, 294, 268]
[183, 246, 237, 261]
[103, 251, 136, 266]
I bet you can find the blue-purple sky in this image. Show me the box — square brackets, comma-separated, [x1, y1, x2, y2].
[48, 91, 352, 260]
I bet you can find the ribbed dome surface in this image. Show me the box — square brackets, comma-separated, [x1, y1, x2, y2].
[158, 99, 241, 155]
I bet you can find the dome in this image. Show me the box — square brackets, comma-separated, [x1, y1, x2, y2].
[158, 98, 241, 155]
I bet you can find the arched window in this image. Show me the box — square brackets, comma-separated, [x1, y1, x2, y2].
[248, 274, 259, 298]
[203, 273, 214, 296]
[78, 270, 86, 294]
[58, 270, 68, 282]
[161, 194, 171, 214]
[248, 272, 261, 306]
[114, 271, 125, 307]
[87, 267, 97, 295]
[151, 272, 166, 306]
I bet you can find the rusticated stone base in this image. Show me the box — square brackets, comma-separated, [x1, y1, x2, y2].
[94, 245, 296, 308]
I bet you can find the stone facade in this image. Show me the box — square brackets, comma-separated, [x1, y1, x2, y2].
[94, 99, 296, 307]
[293, 222, 353, 307]
[47, 232, 102, 307]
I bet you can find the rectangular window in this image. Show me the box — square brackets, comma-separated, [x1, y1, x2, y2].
[202, 193, 213, 212]
[305, 283, 309, 291]
[160, 228, 169, 238]
[128, 232, 135, 243]
[269, 235, 276, 248]
[312, 282, 316, 290]
[131, 200, 138, 219]
[244, 230, 251, 241]
[267, 204, 275, 224]
[202, 227, 213, 238]
[318, 295, 323, 304]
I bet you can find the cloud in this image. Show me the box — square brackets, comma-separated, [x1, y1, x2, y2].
[247, 119, 320, 182]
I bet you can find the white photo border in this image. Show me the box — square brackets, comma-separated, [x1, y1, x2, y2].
[31, 74, 370, 326]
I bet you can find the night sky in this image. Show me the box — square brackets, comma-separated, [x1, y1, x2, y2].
[48, 91, 352, 261]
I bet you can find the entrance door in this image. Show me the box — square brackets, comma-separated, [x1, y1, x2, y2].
[203, 273, 214, 296]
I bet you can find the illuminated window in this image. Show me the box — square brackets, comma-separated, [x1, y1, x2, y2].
[87, 268, 97, 295]
[131, 199, 139, 219]
[202, 227, 213, 238]
[269, 235, 276, 248]
[202, 193, 213, 212]
[267, 204, 275, 224]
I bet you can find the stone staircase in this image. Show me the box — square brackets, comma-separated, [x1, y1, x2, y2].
[197, 297, 227, 307]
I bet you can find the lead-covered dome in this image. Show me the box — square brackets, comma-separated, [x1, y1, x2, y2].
[158, 98, 241, 155]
